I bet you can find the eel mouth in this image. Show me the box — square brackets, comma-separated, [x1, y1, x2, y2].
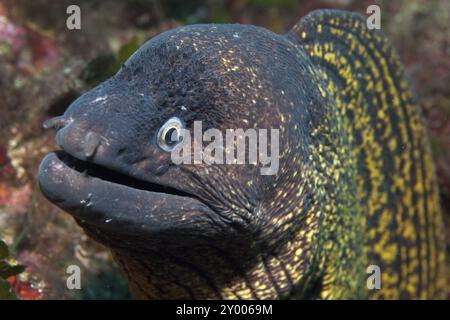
[54, 151, 191, 198]
[38, 151, 214, 235]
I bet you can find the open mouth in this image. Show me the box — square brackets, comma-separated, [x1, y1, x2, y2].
[54, 150, 193, 198]
[38, 151, 216, 235]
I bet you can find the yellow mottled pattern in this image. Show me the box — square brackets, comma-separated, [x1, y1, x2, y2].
[290, 10, 446, 299]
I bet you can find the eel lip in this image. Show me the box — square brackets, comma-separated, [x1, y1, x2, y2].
[38, 151, 213, 235]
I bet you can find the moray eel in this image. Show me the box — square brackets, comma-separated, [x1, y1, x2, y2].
[38, 9, 447, 299]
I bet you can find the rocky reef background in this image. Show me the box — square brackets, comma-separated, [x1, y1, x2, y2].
[0, 0, 448, 299]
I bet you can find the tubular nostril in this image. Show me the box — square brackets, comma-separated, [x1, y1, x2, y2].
[43, 116, 72, 131]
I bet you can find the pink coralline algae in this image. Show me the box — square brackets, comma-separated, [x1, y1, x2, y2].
[0, 2, 59, 73]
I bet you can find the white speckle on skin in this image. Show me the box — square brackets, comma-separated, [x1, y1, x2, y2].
[180, 105, 187, 111]
[91, 95, 108, 104]
[105, 219, 112, 223]
[100, 136, 111, 146]
[52, 160, 64, 170]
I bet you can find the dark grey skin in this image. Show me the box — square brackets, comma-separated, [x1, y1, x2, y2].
[39, 13, 362, 299]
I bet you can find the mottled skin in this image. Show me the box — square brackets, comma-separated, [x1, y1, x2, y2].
[38, 10, 446, 299]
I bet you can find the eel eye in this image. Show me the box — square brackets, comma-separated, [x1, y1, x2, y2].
[157, 117, 184, 152]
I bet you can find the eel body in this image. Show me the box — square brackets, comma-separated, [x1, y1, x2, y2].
[38, 9, 446, 299]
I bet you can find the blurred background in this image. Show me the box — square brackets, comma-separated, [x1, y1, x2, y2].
[0, 0, 448, 299]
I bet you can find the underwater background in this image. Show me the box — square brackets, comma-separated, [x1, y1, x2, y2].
[0, 0, 449, 299]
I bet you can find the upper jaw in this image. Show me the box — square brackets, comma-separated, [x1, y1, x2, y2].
[38, 151, 217, 238]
